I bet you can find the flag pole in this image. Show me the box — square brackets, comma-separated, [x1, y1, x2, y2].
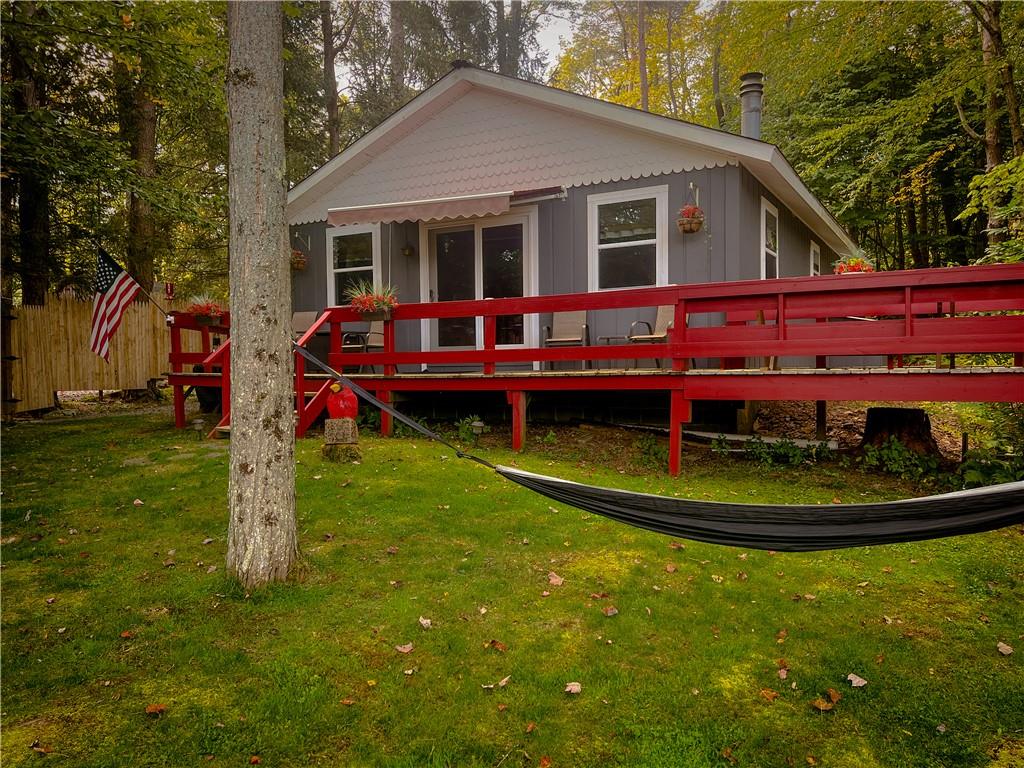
[134, 283, 171, 317]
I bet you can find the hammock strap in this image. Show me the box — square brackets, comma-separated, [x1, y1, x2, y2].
[292, 343, 495, 469]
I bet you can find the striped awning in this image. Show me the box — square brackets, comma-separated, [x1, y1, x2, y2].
[327, 191, 513, 226]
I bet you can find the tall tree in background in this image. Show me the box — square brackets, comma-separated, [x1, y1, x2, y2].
[225, 0, 297, 589]
[320, 0, 360, 158]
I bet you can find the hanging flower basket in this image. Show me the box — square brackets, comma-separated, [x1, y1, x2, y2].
[676, 204, 705, 234]
[290, 249, 308, 271]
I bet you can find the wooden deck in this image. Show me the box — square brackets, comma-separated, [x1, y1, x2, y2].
[167, 264, 1024, 474]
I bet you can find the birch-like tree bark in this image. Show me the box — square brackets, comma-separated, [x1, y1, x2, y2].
[225, 0, 297, 590]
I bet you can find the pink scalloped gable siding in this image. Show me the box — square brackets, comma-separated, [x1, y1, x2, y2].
[289, 87, 735, 226]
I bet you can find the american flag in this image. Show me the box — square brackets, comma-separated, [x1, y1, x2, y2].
[90, 250, 142, 361]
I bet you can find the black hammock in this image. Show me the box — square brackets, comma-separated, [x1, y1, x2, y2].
[294, 345, 1024, 553]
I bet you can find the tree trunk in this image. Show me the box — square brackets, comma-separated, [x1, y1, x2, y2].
[637, 1, 649, 112]
[115, 58, 158, 294]
[894, 201, 906, 271]
[861, 407, 941, 457]
[388, 0, 405, 105]
[711, 41, 725, 129]
[320, 1, 339, 157]
[507, 1, 523, 76]
[971, 1, 1023, 157]
[906, 198, 926, 269]
[225, 0, 297, 590]
[493, 1, 508, 74]
[665, 6, 678, 118]
[9, 1, 52, 305]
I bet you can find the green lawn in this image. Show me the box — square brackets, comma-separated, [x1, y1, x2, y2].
[2, 412, 1021, 767]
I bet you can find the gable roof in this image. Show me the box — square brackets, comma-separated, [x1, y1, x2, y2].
[288, 65, 855, 255]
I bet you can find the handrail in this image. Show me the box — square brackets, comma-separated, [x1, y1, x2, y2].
[296, 309, 332, 348]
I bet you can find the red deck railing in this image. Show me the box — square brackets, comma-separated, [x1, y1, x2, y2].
[168, 264, 1024, 469]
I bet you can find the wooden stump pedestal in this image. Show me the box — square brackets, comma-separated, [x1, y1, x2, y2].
[323, 418, 361, 462]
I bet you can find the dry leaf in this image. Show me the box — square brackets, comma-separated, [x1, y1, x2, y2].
[341, 699, 355, 706]
[776, 629, 788, 643]
[669, 541, 685, 550]
[386, 545, 398, 555]
[564, 682, 582, 694]
[827, 688, 842, 704]
[145, 703, 167, 717]
[547, 572, 564, 586]
[590, 592, 609, 599]
[418, 616, 432, 630]
[497, 703, 507, 712]
[487, 639, 508, 652]
[602, 605, 619, 617]
[711, 574, 724, 583]
[539, 757, 552, 768]
[760, 688, 780, 702]
[498, 675, 511, 688]
[721, 746, 737, 765]
[202, 538, 214, 545]
[206, 565, 217, 574]
[810, 697, 834, 712]
[526, 722, 536, 734]
[541, 590, 551, 597]
[133, 499, 145, 506]
[478, 606, 488, 615]
[250, 757, 261, 765]
[404, 668, 416, 676]
[30, 740, 53, 755]
[736, 572, 748, 581]
[395, 643, 413, 654]
[997, 641, 1013, 656]
[847, 673, 868, 688]
[120, 630, 134, 639]
[45, 597, 56, 605]
[665, 564, 677, 573]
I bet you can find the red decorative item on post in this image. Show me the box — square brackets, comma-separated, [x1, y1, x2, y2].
[326, 383, 358, 419]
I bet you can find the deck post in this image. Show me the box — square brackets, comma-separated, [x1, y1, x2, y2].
[507, 390, 527, 451]
[170, 322, 186, 428]
[671, 300, 688, 371]
[484, 314, 496, 375]
[379, 390, 393, 437]
[669, 390, 691, 477]
[384, 318, 396, 377]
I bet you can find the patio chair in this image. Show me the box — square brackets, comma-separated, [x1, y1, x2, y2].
[342, 320, 385, 372]
[291, 311, 321, 339]
[628, 305, 675, 367]
[543, 310, 589, 370]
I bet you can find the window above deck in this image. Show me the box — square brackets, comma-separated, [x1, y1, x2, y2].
[587, 185, 669, 291]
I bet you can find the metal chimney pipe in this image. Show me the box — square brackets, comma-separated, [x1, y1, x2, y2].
[739, 72, 764, 140]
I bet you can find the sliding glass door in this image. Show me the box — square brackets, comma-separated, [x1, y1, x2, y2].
[428, 215, 528, 350]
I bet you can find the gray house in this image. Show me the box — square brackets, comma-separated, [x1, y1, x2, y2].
[286, 64, 854, 366]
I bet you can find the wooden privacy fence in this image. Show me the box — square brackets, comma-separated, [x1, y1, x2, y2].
[3, 294, 203, 413]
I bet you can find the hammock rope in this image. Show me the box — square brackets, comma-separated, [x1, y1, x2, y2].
[293, 344, 1024, 552]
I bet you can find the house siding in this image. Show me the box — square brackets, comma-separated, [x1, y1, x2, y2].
[289, 167, 845, 370]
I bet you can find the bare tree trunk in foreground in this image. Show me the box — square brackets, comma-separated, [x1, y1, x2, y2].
[225, 0, 297, 589]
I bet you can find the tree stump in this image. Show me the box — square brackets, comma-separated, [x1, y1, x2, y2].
[323, 417, 360, 462]
[861, 407, 941, 455]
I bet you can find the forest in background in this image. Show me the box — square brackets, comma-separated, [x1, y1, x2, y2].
[2, 0, 1021, 303]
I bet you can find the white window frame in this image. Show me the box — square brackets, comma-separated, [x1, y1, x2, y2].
[760, 197, 780, 280]
[325, 223, 381, 307]
[810, 240, 821, 276]
[587, 185, 669, 292]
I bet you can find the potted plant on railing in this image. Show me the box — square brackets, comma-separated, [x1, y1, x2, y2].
[345, 280, 399, 321]
[187, 299, 226, 326]
[676, 203, 705, 234]
[833, 253, 876, 274]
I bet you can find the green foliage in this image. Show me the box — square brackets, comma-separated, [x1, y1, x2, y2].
[742, 435, 809, 467]
[958, 155, 1024, 263]
[633, 432, 668, 469]
[456, 414, 489, 446]
[860, 437, 941, 481]
[957, 402, 1024, 488]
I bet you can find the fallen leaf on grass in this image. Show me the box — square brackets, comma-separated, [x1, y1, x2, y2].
[811, 688, 842, 712]
[133, 499, 145, 507]
[776, 629, 788, 644]
[202, 538, 214, 545]
[499, 675, 510, 687]
[736, 572, 748, 581]
[486, 639, 508, 652]
[45, 597, 56, 605]
[669, 541, 685, 550]
[760, 688, 780, 702]
[997, 642, 1013, 655]
[206, 565, 217, 574]
[119, 630, 135, 639]
[30, 740, 53, 755]
[341, 699, 355, 706]
[547, 572, 564, 586]
[418, 616, 432, 630]
[564, 682, 581, 694]
[526, 722, 536, 734]
[602, 605, 618, 617]
[249, 757, 261, 765]
[665, 564, 677, 573]
[395, 643, 413, 654]
[711, 574, 723, 583]
[539, 757, 552, 768]
[145, 703, 167, 717]
[404, 668, 416, 676]
[721, 746, 737, 765]
[847, 673, 868, 687]
[590, 592, 609, 599]
[541, 590, 550, 597]
[386, 545, 398, 555]
[497, 703, 507, 712]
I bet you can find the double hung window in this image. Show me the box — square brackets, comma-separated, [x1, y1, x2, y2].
[326, 224, 380, 305]
[588, 185, 668, 291]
